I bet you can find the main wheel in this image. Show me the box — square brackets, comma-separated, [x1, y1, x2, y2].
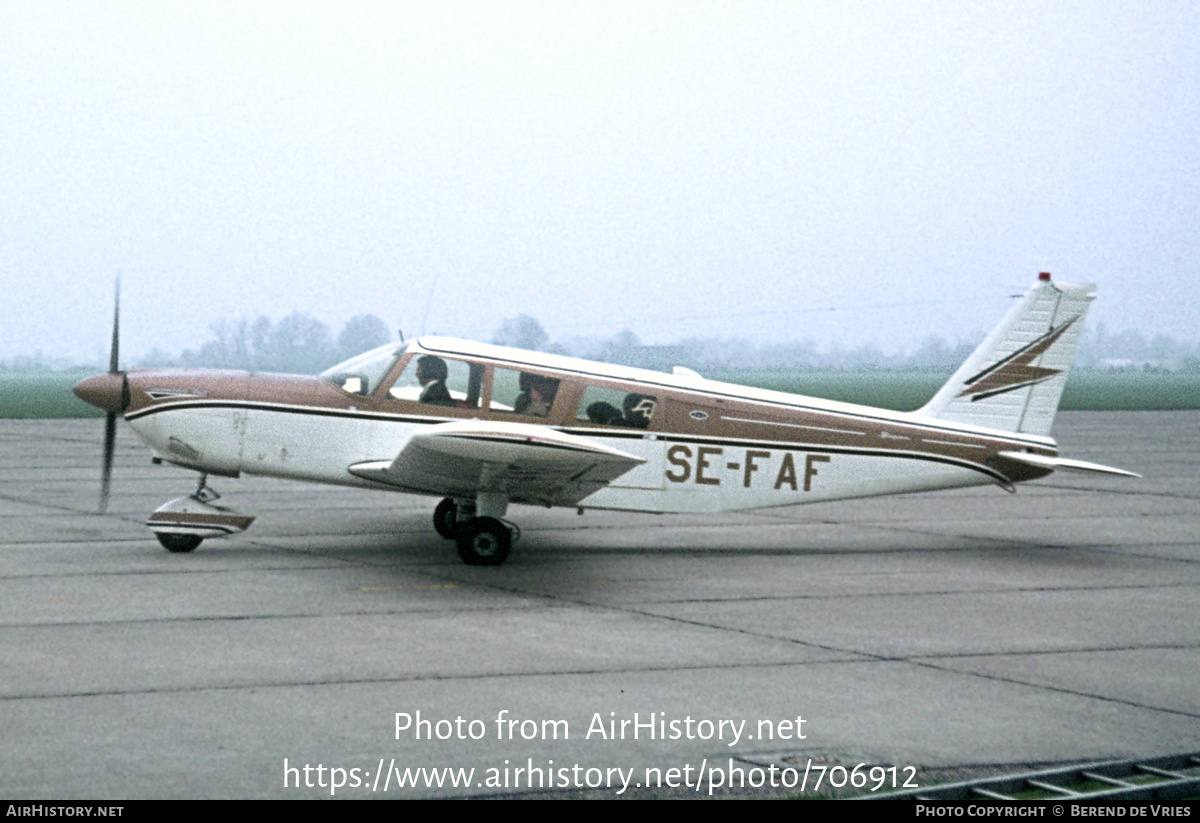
[455, 517, 511, 566]
[157, 533, 202, 553]
[432, 497, 459, 539]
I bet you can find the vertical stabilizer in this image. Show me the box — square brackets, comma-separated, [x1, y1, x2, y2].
[917, 274, 1094, 437]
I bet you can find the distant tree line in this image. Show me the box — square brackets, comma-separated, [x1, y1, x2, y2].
[489, 315, 979, 373]
[6, 312, 1200, 375]
[488, 314, 1200, 375]
[134, 313, 394, 374]
[1074, 323, 1200, 372]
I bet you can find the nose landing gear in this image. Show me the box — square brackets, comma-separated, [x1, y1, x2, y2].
[146, 474, 255, 553]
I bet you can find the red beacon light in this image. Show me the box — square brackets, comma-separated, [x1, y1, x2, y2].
[1038, 272, 1052, 281]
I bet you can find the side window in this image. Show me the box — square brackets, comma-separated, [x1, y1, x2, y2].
[388, 355, 483, 409]
[576, 385, 657, 429]
[490, 368, 561, 417]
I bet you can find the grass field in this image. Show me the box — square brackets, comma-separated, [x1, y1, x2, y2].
[3, 370, 1198, 419]
[0, 374, 102, 418]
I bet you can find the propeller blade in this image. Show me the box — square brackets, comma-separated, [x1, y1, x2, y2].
[108, 276, 120, 374]
[100, 275, 120, 513]
[100, 411, 116, 513]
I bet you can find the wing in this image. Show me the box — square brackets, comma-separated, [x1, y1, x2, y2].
[348, 420, 646, 507]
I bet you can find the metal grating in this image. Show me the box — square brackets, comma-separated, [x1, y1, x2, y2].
[864, 752, 1200, 802]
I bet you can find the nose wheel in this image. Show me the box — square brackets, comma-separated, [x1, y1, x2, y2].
[157, 533, 202, 553]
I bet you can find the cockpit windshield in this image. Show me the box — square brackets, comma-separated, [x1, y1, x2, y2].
[320, 344, 404, 396]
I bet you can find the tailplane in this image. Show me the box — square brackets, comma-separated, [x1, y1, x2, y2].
[918, 273, 1092, 437]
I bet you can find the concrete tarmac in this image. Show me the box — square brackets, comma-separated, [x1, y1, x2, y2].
[1, 412, 1197, 798]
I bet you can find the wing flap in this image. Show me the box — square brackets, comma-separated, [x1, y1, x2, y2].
[349, 420, 646, 506]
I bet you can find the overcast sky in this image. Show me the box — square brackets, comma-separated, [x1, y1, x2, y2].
[2, 1, 1197, 365]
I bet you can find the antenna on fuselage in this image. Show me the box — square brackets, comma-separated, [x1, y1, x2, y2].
[419, 281, 436, 336]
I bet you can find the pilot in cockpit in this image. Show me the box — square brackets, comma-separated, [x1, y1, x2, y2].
[416, 356, 453, 405]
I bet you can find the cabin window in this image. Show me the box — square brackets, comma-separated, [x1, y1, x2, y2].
[575, 385, 657, 429]
[387, 355, 483, 408]
[320, 344, 404, 396]
[490, 367, 561, 416]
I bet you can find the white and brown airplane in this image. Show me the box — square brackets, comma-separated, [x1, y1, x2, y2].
[74, 273, 1137, 565]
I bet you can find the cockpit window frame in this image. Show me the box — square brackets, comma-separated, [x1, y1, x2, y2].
[320, 344, 407, 397]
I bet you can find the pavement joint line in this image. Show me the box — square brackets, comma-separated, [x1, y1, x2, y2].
[914, 642, 1200, 660]
[255, 540, 1005, 558]
[7, 649, 1198, 720]
[0, 657, 875, 703]
[0, 602, 554, 630]
[0, 562, 355, 580]
[646, 579, 1200, 603]
[905, 657, 1200, 722]
[1087, 545, 1200, 564]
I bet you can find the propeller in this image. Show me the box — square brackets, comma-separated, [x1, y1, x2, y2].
[73, 278, 132, 512]
[97, 277, 123, 513]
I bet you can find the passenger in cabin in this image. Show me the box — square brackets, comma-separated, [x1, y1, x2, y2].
[527, 377, 558, 416]
[513, 373, 558, 416]
[586, 401, 623, 425]
[580, 388, 657, 428]
[416, 356, 453, 405]
[622, 393, 655, 428]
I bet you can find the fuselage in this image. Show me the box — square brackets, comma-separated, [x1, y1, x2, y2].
[108, 337, 1055, 515]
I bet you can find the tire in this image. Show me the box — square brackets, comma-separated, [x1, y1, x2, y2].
[455, 517, 511, 566]
[432, 497, 459, 539]
[157, 533, 202, 553]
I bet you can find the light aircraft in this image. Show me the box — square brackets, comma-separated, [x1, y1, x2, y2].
[74, 273, 1137, 565]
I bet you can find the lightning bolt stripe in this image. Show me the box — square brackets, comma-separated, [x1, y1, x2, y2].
[956, 316, 1079, 401]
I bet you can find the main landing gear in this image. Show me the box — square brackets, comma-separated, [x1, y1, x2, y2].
[432, 497, 459, 539]
[431, 496, 519, 566]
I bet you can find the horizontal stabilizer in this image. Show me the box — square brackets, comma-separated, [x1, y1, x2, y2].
[998, 451, 1141, 478]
